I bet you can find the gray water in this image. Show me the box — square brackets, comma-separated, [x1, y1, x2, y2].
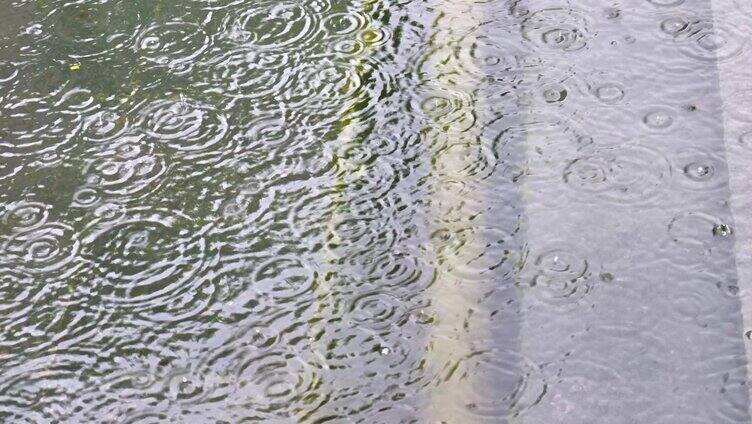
[1, 0, 752, 422]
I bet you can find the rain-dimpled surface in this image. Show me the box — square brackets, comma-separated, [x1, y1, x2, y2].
[1, 0, 752, 422]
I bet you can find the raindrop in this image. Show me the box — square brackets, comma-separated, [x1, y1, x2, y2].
[595, 83, 625, 103]
[543, 86, 567, 103]
[713, 224, 733, 238]
[661, 17, 688, 35]
[643, 110, 674, 129]
[25, 24, 43, 35]
[683, 162, 712, 181]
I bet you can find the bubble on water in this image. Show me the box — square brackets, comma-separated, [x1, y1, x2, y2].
[712, 223, 733, 237]
[594, 83, 625, 103]
[687, 163, 710, 177]
[541, 84, 568, 103]
[660, 17, 689, 35]
[673, 148, 727, 192]
[643, 109, 674, 129]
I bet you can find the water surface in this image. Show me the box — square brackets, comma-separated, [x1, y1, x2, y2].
[1, 0, 752, 422]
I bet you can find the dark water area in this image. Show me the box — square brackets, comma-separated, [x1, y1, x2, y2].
[1, 0, 752, 422]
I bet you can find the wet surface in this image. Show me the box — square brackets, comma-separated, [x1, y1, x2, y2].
[1, 0, 752, 422]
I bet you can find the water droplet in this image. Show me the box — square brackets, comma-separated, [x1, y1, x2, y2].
[661, 17, 688, 35]
[25, 24, 43, 35]
[543, 87, 567, 103]
[643, 110, 674, 129]
[683, 162, 713, 181]
[713, 224, 733, 237]
[595, 83, 625, 103]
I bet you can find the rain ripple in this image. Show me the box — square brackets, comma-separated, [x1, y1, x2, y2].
[563, 143, 672, 206]
[81, 209, 215, 322]
[521, 8, 591, 52]
[136, 21, 209, 74]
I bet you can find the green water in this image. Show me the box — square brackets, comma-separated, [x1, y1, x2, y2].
[1, 0, 751, 422]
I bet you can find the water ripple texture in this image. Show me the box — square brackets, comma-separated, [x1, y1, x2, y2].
[0, 0, 751, 422]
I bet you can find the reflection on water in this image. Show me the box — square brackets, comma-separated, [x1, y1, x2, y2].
[1, 0, 751, 422]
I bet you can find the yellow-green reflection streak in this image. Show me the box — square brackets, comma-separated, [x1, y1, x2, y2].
[306, 0, 386, 414]
[418, 6, 493, 423]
